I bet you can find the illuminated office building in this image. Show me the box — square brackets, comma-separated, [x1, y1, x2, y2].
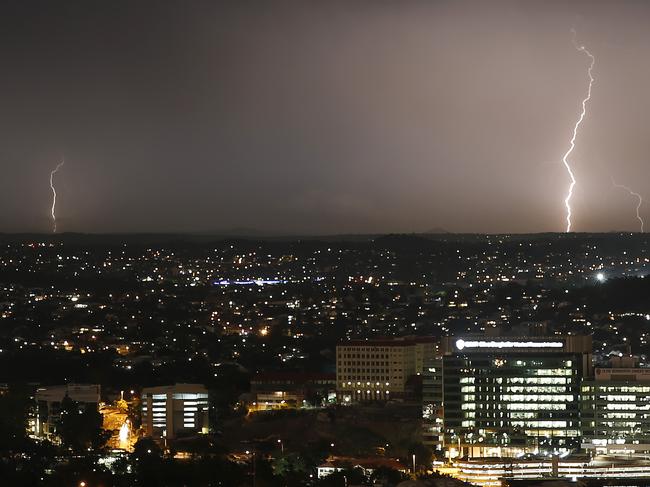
[441, 335, 592, 457]
[581, 367, 650, 455]
[141, 383, 209, 440]
[336, 337, 438, 402]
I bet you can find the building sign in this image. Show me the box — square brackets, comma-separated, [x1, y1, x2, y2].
[455, 339, 564, 351]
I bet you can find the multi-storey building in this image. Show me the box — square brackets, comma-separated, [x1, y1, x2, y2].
[336, 337, 438, 402]
[581, 367, 650, 455]
[441, 335, 592, 457]
[249, 372, 336, 409]
[422, 358, 444, 450]
[454, 456, 650, 487]
[141, 383, 209, 440]
[32, 384, 101, 442]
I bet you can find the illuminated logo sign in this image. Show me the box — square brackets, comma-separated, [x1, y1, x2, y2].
[455, 339, 563, 351]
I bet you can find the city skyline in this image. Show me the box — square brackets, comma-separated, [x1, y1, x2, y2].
[4, 3, 650, 486]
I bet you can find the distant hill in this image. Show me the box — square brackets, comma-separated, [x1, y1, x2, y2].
[0, 231, 646, 246]
[423, 227, 450, 234]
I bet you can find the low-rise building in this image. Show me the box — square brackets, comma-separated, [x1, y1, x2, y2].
[317, 456, 407, 479]
[249, 372, 336, 409]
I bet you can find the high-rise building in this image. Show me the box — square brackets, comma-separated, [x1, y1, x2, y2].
[141, 383, 209, 440]
[336, 337, 438, 403]
[441, 335, 592, 457]
[581, 367, 650, 455]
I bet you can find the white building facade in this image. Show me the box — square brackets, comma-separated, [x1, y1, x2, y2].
[141, 383, 209, 440]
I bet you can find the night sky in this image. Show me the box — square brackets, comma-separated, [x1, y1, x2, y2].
[1, 0, 650, 234]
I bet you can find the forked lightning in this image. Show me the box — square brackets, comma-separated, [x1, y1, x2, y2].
[561, 29, 595, 232]
[50, 159, 65, 233]
[612, 178, 644, 233]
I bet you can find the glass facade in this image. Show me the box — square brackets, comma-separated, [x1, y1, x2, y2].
[581, 380, 650, 454]
[443, 351, 586, 456]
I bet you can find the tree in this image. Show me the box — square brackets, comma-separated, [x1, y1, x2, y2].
[131, 437, 165, 486]
[418, 471, 474, 486]
[406, 442, 433, 472]
[273, 453, 307, 476]
[45, 455, 114, 487]
[370, 466, 409, 486]
[316, 467, 368, 487]
[58, 395, 109, 452]
[0, 386, 30, 451]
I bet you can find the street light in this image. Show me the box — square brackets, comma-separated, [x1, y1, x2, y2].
[277, 438, 283, 454]
[244, 451, 256, 487]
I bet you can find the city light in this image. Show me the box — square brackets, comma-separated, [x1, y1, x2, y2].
[118, 420, 130, 449]
[5, 4, 650, 487]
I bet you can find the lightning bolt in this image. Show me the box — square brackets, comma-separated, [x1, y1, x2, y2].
[561, 29, 595, 233]
[50, 159, 65, 233]
[612, 178, 644, 233]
